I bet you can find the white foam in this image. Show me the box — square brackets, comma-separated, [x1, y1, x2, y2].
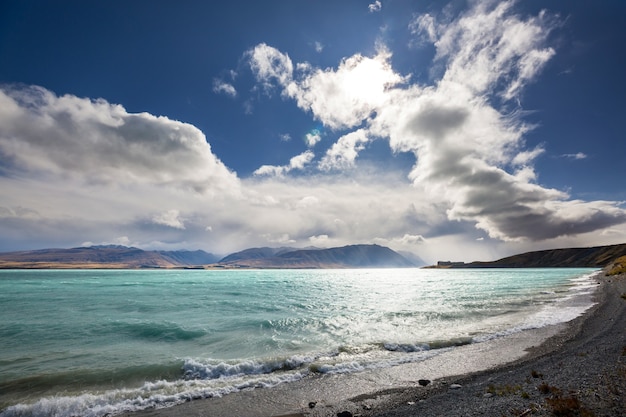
[0, 369, 308, 417]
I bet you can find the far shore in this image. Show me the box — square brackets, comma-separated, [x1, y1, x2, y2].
[122, 271, 625, 417]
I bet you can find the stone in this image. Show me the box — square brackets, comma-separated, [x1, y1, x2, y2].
[308, 402, 317, 409]
[450, 384, 463, 389]
[337, 412, 353, 417]
[418, 379, 431, 386]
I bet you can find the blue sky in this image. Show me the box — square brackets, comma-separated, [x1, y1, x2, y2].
[1, 0, 625, 263]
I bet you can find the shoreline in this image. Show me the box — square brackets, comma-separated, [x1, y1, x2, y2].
[122, 272, 625, 417]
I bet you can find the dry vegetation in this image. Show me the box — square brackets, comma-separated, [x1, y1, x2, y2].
[606, 255, 626, 276]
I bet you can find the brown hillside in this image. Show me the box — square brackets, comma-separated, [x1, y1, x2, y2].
[465, 243, 626, 268]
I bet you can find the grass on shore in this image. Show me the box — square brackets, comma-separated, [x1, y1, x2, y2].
[606, 255, 626, 276]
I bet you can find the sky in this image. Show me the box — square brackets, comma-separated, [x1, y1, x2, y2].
[1, 0, 625, 263]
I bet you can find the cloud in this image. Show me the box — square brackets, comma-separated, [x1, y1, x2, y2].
[319, 129, 370, 171]
[512, 145, 545, 166]
[213, 79, 237, 97]
[0, 85, 239, 194]
[262, 233, 296, 245]
[239, 171, 441, 252]
[398, 234, 426, 245]
[305, 130, 322, 147]
[410, 14, 437, 44]
[244, 0, 626, 242]
[152, 209, 186, 229]
[368, 1, 382, 13]
[253, 150, 315, 177]
[287, 48, 406, 130]
[314, 41, 324, 53]
[247, 43, 294, 93]
[248, 44, 406, 130]
[430, 1, 557, 100]
[309, 234, 329, 245]
[296, 196, 319, 209]
[562, 152, 587, 160]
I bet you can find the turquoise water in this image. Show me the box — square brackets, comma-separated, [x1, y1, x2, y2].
[0, 268, 598, 416]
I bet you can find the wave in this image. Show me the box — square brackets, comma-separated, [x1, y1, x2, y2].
[0, 362, 184, 402]
[0, 309, 592, 417]
[0, 338, 470, 417]
[106, 320, 207, 342]
[182, 355, 315, 380]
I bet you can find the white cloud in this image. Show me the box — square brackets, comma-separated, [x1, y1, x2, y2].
[287, 48, 406, 130]
[410, 14, 437, 43]
[368, 1, 382, 13]
[432, 1, 556, 100]
[314, 41, 324, 53]
[279, 133, 292, 142]
[296, 196, 319, 209]
[213, 79, 237, 97]
[398, 234, 426, 245]
[248, 45, 406, 130]
[562, 152, 587, 160]
[512, 145, 545, 166]
[309, 234, 329, 245]
[0, 86, 239, 194]
[290, 150, 315, 169]
[253, 150, 315, 177]
[319, 129, 370, 170]
[243, 1, 626, 242]
[152, 209, 186, 229]
[238, 171, 440, 251]
[375, 233, 426, 250]
[262, 233, 296, 245]
[305, 130, 322, 147]
[247, 43, 294, 93]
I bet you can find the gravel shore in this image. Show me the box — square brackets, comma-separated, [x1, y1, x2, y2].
[125, 273, 625, 417]
[347, 273, 626, 417]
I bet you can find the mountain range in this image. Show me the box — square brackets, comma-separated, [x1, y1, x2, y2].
[0, 244, 415, 269]
[0, 245, 220, 269]
[217, 244, 416, 269]
[1, 242, 625, 269]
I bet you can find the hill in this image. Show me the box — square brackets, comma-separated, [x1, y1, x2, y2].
[217, 244, 415, 268]
[0, 246, 219, 269]
[457, 243, 626, 268]
[218, 247, 302, 263]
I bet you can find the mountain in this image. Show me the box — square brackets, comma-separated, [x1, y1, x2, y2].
[218, 247, 302, 263]
[7, 242, 624, 270]
[217, 244, 415, 269]
[449, 243, 626, 268]
[0, 244, 413, 269]
[0, 246, 219, 269]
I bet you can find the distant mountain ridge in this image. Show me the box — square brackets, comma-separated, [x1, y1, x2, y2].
[0, 244, 414, 269]
[445, 243, 626, 268]
[0, 246, 219, 269]
[218, 247, 305, 263]
[3, 242, 626, 270]
[217, 244, 415, 268]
